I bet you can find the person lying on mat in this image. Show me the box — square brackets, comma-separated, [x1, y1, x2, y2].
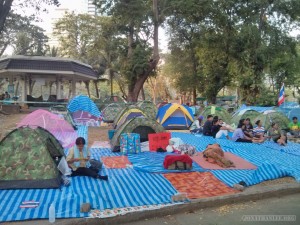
[267, 122, 287, 146]
[202, 143, 235, 168]
[232, 122, 265, 143]
[67, 137, 108, 180]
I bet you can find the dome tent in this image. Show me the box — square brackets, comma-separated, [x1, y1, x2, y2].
[113, 105, 146, 128]
[102, 103, 125, 123]
[68, 95, 102, 126]
[17, 109, 77, 148]
[231, 109, 260, 126]
[137, 100, 157, 119]
[156, 103, 194, 130]
[201, 105, 232, 124]
[253, 110, 290, 130]
[0, 127, 64, 189]
[111, 117, 165, 152]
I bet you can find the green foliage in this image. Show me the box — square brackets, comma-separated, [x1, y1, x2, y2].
[162, 0, 300, 105]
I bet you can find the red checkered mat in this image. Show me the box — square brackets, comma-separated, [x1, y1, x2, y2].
[101, 156, 131, 168]
[164, 172, 239, 199]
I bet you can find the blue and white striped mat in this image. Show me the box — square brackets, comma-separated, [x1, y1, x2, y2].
[0, 169, 176, 222]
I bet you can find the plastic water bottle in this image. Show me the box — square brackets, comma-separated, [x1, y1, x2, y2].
[49, 203, 55, 223]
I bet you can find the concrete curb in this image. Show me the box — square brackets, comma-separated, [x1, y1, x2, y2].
[7, 183, 299, 225]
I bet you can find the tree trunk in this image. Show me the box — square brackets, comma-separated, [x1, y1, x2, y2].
[0, 0, 13, 35]
[141, 86, 145, 100]
[126, 0, 160, 102]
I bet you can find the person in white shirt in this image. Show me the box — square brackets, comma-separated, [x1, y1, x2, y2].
[190, 115, 204, 134]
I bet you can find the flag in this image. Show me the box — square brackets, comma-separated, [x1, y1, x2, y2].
[278, 83, 285, 106]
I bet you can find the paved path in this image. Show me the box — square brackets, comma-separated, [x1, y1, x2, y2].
[123, 193, 300, 225]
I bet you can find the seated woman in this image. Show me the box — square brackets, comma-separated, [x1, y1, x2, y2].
[244, 118, 254, 138]
[232, 121, 265, 143]
[267, 122, 287, 146]
[202, 143, 235, 168]
[253, 120, 265, 138]
[67, 137, 108, 180]
[190, 115, 204, 134]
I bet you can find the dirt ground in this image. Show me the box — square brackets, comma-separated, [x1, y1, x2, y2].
[0, 111, 297, 186]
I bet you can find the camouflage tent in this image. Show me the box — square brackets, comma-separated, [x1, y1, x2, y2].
[102, 103, 125, 123]
[200, 105, 232, 123]
[0, 127, 64, 189]
[111, 117, 165, 152]
[253, 110, 290, 130]
[113, 105, 146, 128]
[136, 100, 157, 119]
[231, 109, 260, 126]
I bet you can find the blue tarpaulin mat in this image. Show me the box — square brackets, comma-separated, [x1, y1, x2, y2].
[0, 169, 177, 222]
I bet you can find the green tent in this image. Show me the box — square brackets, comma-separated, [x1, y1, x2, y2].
[111, 117, 165, 152]
[200, 105, 232, 123]
[231, 109, 260, 126]
[0, 127, 64, 189]
[253, 111, 290, 130]
[136, 100, 157, 119]
[113, 105, 146, 128]
[102, 103, 125, 123]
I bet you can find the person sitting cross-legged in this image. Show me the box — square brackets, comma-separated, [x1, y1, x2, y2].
[67, 137, 108, 180]
[232, 120, 265, 143]
[288, 117, 300, 137]
[267, 122, 287, 146]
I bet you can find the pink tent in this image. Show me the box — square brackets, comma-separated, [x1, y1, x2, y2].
[17, 109, 77, 148]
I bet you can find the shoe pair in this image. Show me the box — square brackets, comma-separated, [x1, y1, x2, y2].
[97, 175, 108, 181]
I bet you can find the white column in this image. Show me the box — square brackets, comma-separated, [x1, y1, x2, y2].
[21, 75, 27, 105]
[56, 76, 61, 100]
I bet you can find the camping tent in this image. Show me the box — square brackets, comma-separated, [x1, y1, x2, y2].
[253, 110, 290, 130]
[200, 105, 232, 124]
[0, 127, 64, 189]
[157, 101, 168, 109]
[114, 106, 147, 130]
[17, 109, 77, 148]
[137, 100, 157, 119]
[67, 95, 102, 126]
[102, 103, 125, 123]
[286, 108, 300, 120]
[231, 109, 260, 126]
[111, 117, 165, 152]
[113, 105, 146, 128]
[156, 103, 194, 130]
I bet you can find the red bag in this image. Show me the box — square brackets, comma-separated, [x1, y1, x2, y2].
[148, 132, 171, 151]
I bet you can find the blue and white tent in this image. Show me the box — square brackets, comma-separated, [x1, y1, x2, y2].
[67, 95, 101, 118]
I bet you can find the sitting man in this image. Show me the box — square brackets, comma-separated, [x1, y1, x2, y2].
[67, 137, 108, 180]
[203, 115, 213, 136]
[289, 117, 300, 137]
[202, 143, 235, 168]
